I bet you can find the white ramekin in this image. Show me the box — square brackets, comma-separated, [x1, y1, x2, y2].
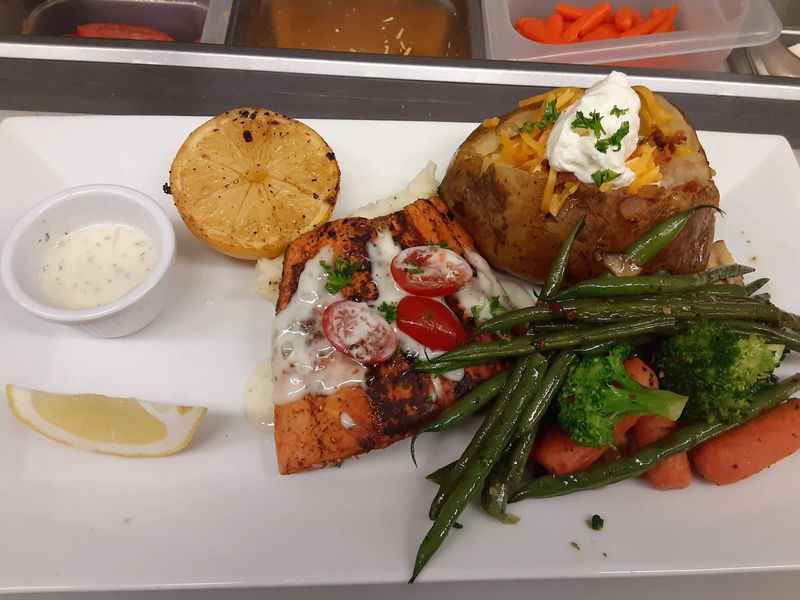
[1, 184, 176, 338]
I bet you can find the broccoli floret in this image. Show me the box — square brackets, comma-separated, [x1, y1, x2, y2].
[558, 345, 689, 448]
[655, 321, 782, 424]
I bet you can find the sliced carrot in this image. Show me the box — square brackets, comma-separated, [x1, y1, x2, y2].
[515, 16, 533, 31]
[624, 357, 692, 490]
[691, 399, 800, 485]
[532, 424, 605, 475]
[522, 18, 562, 44]
[554, 3, 587, 21]
[634, 416, 693, 490]
[631, 8, 644, 26]
[563, 2, 613, 42]
[613, 414, 639, 447]
[614, 5, 637, 32]
[623, 357, 659, 389]
[582, 22, 620, 41]
[546, 13, 565, 40]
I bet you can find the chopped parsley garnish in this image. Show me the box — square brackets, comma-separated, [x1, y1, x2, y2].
[429, 241, 449, 249]
[518, 100, 560, 134]
[589, 514, 605, 531]
[591, 169, 621, 187]
[610, 105, 629, 118]
[595, 121, 630, 154]
[489, 296, 505, 318]
[377, 301, 397, 323]
[571, 110, 605, 139]
[538, 99, 560, 130]
[470, 304, 483, 321]
[471, 297, 505, 322]
[320, 258, 357, 294]
[405, 266, 425, 275]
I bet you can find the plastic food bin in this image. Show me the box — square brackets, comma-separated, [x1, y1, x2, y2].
[484, 0, 782, 71]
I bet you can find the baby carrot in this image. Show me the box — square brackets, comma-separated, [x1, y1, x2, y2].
[554, 3, 587, 21]
[582, 23, 619, 41]
[620, 15, 662, 37]
[563, 2, 613, 43]
[522, 18, 561, 44]
[614, 5, 637, 32]
[546, 13, 565, 40]
[653, 5, 678, 33]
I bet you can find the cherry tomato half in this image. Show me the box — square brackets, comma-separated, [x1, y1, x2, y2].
[390, 246, 473, 297]
[396, 296, 467, 352]
[322, 300, 397, 365]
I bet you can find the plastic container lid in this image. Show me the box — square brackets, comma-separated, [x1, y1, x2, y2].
[484, 0, 782, 65]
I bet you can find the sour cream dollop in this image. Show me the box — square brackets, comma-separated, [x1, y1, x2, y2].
[546, 71, 641, 190]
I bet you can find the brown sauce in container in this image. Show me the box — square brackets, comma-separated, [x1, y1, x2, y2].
[237, 0, 470, 58]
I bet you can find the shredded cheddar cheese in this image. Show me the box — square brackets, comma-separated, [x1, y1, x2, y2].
[541, 166, 558, 213]
[548, 181, 579, 217]
[625, 142, 662, 193]
[518, 91, 551, 109]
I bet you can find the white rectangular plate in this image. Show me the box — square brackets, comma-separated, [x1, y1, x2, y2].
[1, 116, 799, 592]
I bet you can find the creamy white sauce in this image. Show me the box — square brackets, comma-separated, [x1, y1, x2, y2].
[340, 411, 356, 429]
[455, 249, 510, 322]
[39, 223, 156, 310]
[271, 247, 367, 406]
[546, 71, 641, 189]
[496, 273, 538, 309]
[244, 359, 275, 429]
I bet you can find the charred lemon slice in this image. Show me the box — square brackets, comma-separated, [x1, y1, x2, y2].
[7, 386, 206, 457]
[170, 108, 340, 259]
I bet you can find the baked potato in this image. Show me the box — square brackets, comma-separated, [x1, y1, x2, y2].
[439, 84, 720, 284]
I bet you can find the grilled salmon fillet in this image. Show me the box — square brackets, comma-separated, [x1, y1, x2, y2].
[274, 198, 503, 474]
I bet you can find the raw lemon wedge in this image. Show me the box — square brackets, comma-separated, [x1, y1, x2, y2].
[170, 107, 340, 260]
[6, 385, 206, 457]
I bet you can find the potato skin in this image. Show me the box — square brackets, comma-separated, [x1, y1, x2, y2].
[439, 95, 720, 284]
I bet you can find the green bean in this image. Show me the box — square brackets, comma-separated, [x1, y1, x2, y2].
[542, 216, 585, 301]
[428, 360, 527, 520]
[529, 322, 588, 332]
[516, 317, 676, 353]
[410, 372, 509, 466]
[745, 278, 770, 296]
[510, 374, 800, 502]
[515, 352, 575, 436]
[427, 461, 456, 486]
[410, 354, 547, 583]
[416, 338, 538, 371]
[723, 320, 800, 353]
[482, 352, 576, 522]
[553, 264, 754, 301]
[482, 452, 519, 524]
[625, 205, 720, 268]
[562, 297, 800, 329]
[418, 317, 677, 372]
[689, 284, 749, 298]
[478, 305, 556, 333]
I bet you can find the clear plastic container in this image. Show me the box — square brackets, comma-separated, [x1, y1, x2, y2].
[484, 0, 782, 71]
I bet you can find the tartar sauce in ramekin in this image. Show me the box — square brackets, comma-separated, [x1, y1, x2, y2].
[40, 223, 157, 310]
